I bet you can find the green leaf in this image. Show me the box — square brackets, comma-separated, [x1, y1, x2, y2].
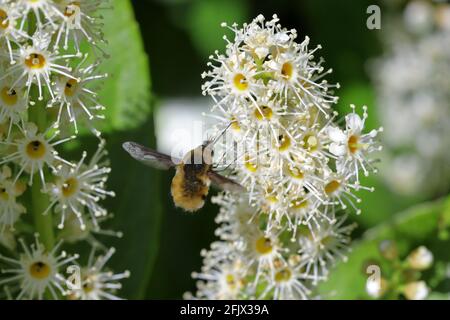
[98, 0, 152, 133]
[105, 118, 162, 299]
[317, 197, 449, 299]
[186, 0, 250, 57]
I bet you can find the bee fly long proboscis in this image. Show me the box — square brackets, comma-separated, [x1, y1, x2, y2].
[122, 137, 244, 212]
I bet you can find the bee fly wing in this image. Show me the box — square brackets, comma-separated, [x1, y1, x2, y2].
[208, 171, 245, 193]
[123, 141, 178, 170]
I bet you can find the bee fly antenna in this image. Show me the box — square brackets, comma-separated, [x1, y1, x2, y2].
[207, 122, 233, 147]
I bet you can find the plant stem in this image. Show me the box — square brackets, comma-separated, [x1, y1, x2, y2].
[27, 13, 55, 250]
[31, 177, 55, 249]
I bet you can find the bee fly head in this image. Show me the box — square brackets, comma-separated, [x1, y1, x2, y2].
[182, 143, 214, 167]
[199, 122, 233, 166]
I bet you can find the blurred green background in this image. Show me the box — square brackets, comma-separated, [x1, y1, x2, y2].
[80, 0, 449, 299]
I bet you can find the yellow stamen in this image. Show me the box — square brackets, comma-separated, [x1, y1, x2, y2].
[0, 9, 9, 29]
[62, 177, 79, 198]
[25, 53, 46, 70]
[0, 187, 9, 201]
[274, 268, 292, 282]
[288, 166, 304, 180]
[291, 197, 308, 210]
[26, 140, 47, 160]
[64, 79, 79, 97]
[233, 73, 248, 91]
[29, 261, 51, 280]
[255, 237, 273, 255]
[231, 117, 241, 131]
[64, 2, 81, 17]
[1, 87, 18, 106]
[325, 180, 341, 195]
[244, 155, 258, 172]
[254, 106, 273, 121]
[281, 62, 294, 80]
[225, 274, 236, 289]
[277, 134, 291, 151]
[348, 135, 359, 154]
[321, 235, 334, 247]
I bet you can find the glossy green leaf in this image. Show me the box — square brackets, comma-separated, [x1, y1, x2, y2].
[98, 0, 152, 133]
[186, 0, 250, 56]
[105, 119, 162, 299]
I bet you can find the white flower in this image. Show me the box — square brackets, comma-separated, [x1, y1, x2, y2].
[2, 31, 79, 101]
[46, 140, 115, 230]
[0, 236, 78, 299]
[191, 255, 246, 300]
[0, 122, 74, 187]
[54, 0, 107, 53]
[328, 105, 382, 183]
[297, 216, 355, 283]
[265, 38, 338, 113]
[322, 170, 372, 215]
[202, 50, 261, 111]
[260, 255, 316, 300]
[67, 247, 129, 300]
[242, 230, 286, 284]
[16, 0, 61, 31]
[52, 57, 107, 136]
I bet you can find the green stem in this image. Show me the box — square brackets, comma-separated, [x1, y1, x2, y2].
[28, 93, 55, 250]
[31, 177, 54, 249]
[27, 13, 55, 250]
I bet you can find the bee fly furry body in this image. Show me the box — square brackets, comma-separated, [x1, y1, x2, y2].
[122, 139, 244, 212]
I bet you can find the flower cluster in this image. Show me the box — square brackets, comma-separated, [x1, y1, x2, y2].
[0, 0, 127, 300]
[189, 15, 382, 299]
[366, 240, 434, 300]
[373, 0, 450, 196]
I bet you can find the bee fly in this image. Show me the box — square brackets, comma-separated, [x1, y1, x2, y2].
[122, 136, 244, 212]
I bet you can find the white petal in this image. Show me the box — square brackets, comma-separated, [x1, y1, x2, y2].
[329, 143, 347, 156]
[255, 47, 269, 59]
[346, 114, 363, 133]
[267, 60, 278, 70]
[327, 126, 346, 143]
[275, 32, 290, 43]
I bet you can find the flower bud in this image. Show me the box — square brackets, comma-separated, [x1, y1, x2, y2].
[406, 246, 433, 270]
[403, 281, 429, 300]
